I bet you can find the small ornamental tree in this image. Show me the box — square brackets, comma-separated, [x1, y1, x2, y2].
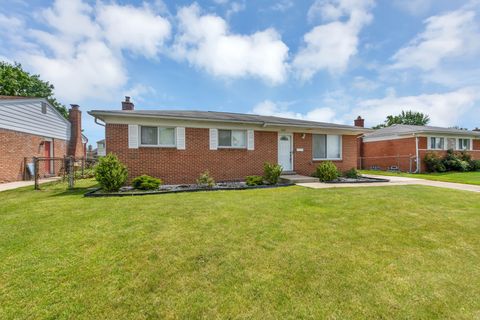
[94, 153, 128, 192]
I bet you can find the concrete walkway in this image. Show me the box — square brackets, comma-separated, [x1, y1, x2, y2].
[298, 174, 480, 193]
[0, 177, 61, 192]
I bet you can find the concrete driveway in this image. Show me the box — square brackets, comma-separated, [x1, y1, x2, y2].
[298, 174, 480, 193]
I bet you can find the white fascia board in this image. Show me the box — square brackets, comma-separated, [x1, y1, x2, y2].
[89, 112, 369, 135]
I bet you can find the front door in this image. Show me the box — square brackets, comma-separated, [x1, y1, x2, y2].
[44, 141, 51, 174]
[278, 134, 292, 171]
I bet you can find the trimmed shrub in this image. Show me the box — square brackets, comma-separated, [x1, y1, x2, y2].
[132, 175, 162, 190]
[344, 168, 359, 179]
[197, 171, 215, 188]
[443, 149, 470, 172]
[469, 160, 480, 171]
[263, 163, 283, 185]
[315, 161, 339, 182]
[246, 175, 264, 186]
[424, 152, 446, 173]
[94, 153, 128, 192]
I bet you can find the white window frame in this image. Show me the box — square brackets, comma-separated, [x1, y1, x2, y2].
[457, 138, 472, 151]
[139, 125, 176, 148]
[427, 136, 445, 150]
[217, 129, 247, 149]
[312, 134, 343, 161]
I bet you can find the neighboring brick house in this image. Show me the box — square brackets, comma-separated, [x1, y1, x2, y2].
[0, 96, 85, 183]
[361, 124, 480, 173]
[89, 97, 370, 184]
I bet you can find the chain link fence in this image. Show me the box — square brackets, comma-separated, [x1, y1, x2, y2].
[24, 156, 97, 190]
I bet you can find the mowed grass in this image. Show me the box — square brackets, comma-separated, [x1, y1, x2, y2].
[361, 169, 480, 186]
[1, 180, 480, 319]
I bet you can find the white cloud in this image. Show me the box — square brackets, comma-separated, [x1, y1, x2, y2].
[293, 0, 374, 80]
[251, 100, 340, 123]
[393, 0, 434, 16]
[350, 87, 480, 127]
[24, 40, 127, 101]
[352, 76, 379, 91]
[172, 4, 289, 84]
[271, 0, 294, 12]
[1, 0, 172, 101]
[391, 8, 480, 71]
[97, 3, 171, 57]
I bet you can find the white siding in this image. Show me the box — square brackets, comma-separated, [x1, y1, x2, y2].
[0, 100, 70, 140]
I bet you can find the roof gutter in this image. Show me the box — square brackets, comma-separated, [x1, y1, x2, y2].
[87, 111, 371, 133]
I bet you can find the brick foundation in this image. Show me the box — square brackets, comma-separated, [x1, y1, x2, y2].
[0, 128, 67, 183]
[106, 124, 360, 184]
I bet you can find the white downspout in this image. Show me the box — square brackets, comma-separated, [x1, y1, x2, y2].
[415, 134, 420, 173]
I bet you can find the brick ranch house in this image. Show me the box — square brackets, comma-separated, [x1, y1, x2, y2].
[89, 97, 370, 184]
[360, 124, 480, 173]
[0, 96, 86, 183]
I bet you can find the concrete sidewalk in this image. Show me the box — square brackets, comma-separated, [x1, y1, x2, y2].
[298, 174, 480, 193]
[0, 177, 61, 192]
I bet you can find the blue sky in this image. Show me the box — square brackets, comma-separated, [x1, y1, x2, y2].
[1, 0, 480, 145]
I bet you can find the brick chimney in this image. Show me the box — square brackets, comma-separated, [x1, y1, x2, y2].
[354, 116, 365, 127]
[68, 104, 84, 158]
[122, 96, 134, 111]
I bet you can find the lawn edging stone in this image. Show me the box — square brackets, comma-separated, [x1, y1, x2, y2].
[84, 182, 294, 197]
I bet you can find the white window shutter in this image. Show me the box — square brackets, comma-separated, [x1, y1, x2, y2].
[209, 128, 218, 150]
[128, 124, 139, 149]
[176, 127, 186, 150]
[247, 129, 255, 150]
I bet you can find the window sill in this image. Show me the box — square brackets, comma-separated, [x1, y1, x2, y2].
[218, 146, 247, 150]
[139, 145, 177, 148]
[312, 158, 342, 161]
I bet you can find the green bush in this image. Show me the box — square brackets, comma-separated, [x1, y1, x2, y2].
[94, 153, 128, 192]
[74, 168, 96, 179]
[469, 160, 480, 171]
[344, 168, 359, 179]
[443, 149, 470, 172]
[197, 171, 215, 188]
[424, 152, 446, 173]
[246, 175, 264, 186]
[263, 163, 283, 185]
[132, 175, 163, 190]
[315, 161, 339, 182]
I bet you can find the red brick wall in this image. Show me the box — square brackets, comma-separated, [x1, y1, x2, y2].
[0, 128, 67, 183]
[106, 124, 360, 184]
[362, 137, 480, 172]
[361, 137, 417, 172]
[293, 133, 358, 176]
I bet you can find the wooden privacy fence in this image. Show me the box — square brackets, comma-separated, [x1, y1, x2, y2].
[25, 156, 96, 190]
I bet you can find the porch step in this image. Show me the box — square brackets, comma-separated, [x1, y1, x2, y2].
[280, 174, 319, 184]
[281, 171, 297, 175]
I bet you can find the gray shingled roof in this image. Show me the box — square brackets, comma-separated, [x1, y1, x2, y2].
[88, 109, 369, 131]
[364, 124, 480, 138]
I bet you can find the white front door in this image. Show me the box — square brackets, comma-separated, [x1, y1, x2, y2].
[278, 134, 293, 171]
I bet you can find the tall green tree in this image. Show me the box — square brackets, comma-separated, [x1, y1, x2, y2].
[373, 110, 430, 129]
[0, 61, 67, 118]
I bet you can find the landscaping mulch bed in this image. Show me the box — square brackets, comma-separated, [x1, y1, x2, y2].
[85, 181, 294, 197]
[324, 176, 390, 184]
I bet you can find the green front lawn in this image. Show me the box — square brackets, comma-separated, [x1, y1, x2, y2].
[1, 181, 480, 319]
[361, 170, 480, 186]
